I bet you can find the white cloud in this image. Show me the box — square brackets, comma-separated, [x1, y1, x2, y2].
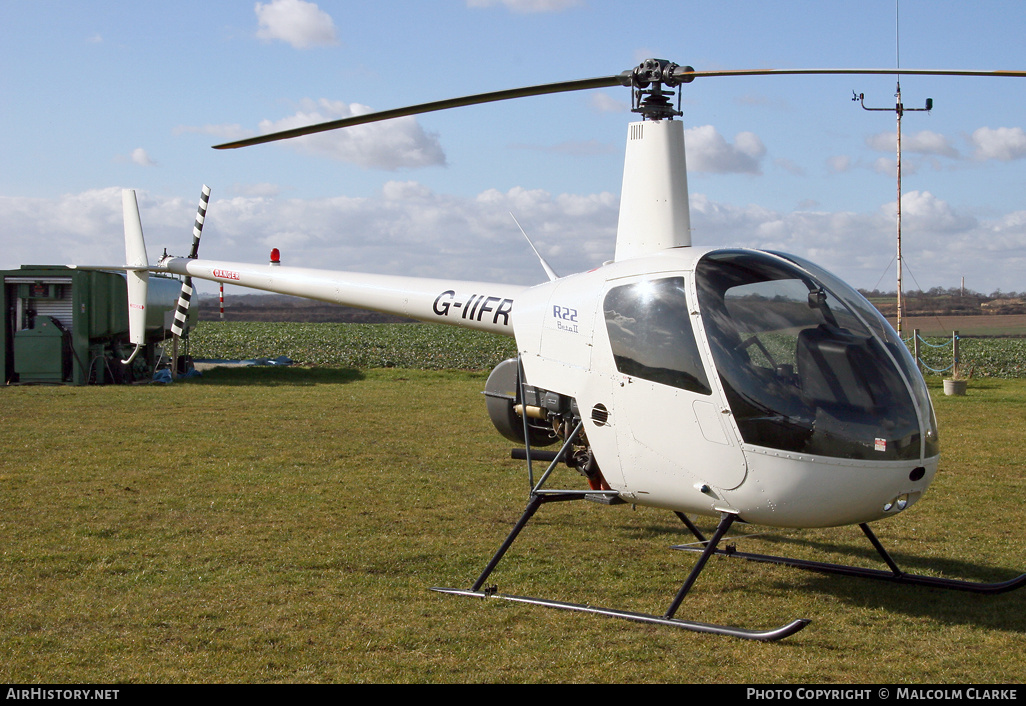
[2, 182, 1022, 295]
[687, 190, 1021, 293]
[114, 148, 156, 167]
[0, 188, 127, 268]
[257, 99, 446, 169]
[774, 158, 805, 176]
[131, 148, 156, 166]
[827, 155, 852, 173]
[872, 156, 894, 176]
[230, 182, 281, 198]
[590, 92, 628, 114]
[969, 126, 1026, 162]
[975, 210, 1026, 254]
[867, 130, 959, 158]
[907, 131, 959, 158]
[255, 0, 338, 49]
[0, 184, 615, 286]
[889, 190, 977, 233]
[866, 132, 898, 153]
[466, 0, 584, 12]
[684, 125, 766, 174]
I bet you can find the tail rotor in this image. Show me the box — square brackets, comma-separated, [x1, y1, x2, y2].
[170, 185, 210, 377]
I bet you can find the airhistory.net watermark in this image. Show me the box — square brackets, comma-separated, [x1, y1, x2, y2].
[6, 689, 119, 701]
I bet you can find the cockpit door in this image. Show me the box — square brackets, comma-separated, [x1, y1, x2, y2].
[599, 275, 747, 508]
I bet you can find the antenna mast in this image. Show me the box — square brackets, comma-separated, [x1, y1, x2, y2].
[853, 3, 931, 337]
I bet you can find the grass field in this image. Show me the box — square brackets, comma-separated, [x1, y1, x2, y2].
[2, 369, 1025, 683]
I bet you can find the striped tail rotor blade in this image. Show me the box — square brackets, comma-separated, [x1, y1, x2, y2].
[170, 277, 194, 339]
[188, 184, 210, 259]
[170, 185, 211, 339]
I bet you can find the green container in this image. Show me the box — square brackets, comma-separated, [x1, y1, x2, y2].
[13, 315, 67, 382]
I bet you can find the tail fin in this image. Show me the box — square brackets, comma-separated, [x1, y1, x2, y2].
[122, 189, 149, 364]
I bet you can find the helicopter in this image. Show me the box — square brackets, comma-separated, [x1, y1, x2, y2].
[113, 59, 1026, 641]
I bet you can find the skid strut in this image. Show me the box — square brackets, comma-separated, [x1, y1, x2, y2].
[432, 354, 810, 640]
[673, 520, 1026, 594]
[433, 498, 809, 641]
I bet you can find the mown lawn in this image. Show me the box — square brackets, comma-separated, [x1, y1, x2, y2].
[1, 370, 1023, 683]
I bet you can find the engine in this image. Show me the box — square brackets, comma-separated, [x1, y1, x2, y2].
[483, 358, 607, 490]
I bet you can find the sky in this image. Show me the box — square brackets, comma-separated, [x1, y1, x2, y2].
[2, 0, 1025, 296]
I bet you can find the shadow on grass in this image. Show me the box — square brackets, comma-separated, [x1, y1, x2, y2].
[666, 523, 1026, 634]
[183, 366, 366, 386]
[726, 526, 1026, 583]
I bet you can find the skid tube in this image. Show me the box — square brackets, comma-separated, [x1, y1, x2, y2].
[672, 520, 1026, 594]
[432, 490, 809, 641]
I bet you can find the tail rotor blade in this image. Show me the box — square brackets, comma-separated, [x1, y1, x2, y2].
[188, 184, 210, 259]
[171, 185, 210, 340]
[170, 278, 195, 341]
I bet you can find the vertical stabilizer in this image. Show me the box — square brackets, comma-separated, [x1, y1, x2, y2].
[614, 119, 691, 261]
[122, 190, 149, 360]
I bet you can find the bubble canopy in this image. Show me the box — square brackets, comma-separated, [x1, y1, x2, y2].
[694, 250, 939, 462]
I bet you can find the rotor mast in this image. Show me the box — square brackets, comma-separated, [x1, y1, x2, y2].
[614, 60, 696, 262]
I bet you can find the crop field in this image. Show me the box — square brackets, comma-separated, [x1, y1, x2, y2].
[188, 321, 518, 370]
[2, 349, 1026, 683]
[187, 320, 1026, 380]
[915, 336, 1026, 379]
[901, 314, 1026, 338]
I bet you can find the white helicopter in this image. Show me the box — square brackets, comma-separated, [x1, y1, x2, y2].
[115, 60, 1026, 641]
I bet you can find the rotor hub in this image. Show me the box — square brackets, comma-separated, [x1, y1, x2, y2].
[623, 59, 695, 121]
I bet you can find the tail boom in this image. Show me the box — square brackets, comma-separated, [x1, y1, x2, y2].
[157, 257, 526, 336]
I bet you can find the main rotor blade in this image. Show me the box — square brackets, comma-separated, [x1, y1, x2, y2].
[213, 64, 1026, 151]
[673, 66, 1026, 80]
[213, 74, 626, 150]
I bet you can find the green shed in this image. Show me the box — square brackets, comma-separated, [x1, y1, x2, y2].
[2, 265, 191, 385]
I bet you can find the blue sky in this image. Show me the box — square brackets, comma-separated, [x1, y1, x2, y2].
[2, 0, 1025, 295]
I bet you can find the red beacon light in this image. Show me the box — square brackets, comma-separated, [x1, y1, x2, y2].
[270, 248, 281, 266]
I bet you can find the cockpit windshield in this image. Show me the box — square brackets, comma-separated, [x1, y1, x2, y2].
[695, 250, 938, 461]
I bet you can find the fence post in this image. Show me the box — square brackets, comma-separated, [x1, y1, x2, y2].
[952, 330, 959, 379]
[913, 328, 920, 372]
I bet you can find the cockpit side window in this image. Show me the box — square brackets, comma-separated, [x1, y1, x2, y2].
[603, 277, 711, 395]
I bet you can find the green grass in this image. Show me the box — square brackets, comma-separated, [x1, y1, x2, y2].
[1, 370, 1025, 683]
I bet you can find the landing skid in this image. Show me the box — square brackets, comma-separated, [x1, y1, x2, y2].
[433, 414, 809, 640]
[431, 586, 809, 641]
[436, 358, 809, 640]
[673, 520, 1026, 594]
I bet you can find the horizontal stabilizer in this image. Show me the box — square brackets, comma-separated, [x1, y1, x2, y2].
[67, 264, 152, 271]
